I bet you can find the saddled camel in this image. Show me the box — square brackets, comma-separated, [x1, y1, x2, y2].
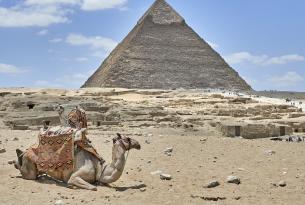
[13, 132, 141, 191]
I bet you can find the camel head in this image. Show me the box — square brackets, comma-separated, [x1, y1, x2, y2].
[113, 133, 141, 151]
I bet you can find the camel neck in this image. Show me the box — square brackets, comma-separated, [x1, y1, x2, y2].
[98, 143, 127, 184]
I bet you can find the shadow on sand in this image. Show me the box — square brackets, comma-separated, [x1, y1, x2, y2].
[113, 183, 147, 192]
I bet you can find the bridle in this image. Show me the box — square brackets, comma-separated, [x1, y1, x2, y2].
[98, 137, 131, 182]
[118, 137, 131, 151]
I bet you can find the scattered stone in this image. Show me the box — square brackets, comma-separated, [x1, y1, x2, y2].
[13, 137, 19, 141]
[226, 176, 241, 185]
[160, 173, 172, 180]
[200, 138, 207, 142]
[147, 160, 151, 164]
[145, 140, 151, 144]
[7, 160, 14, 165]
[234, 196, 241, 200]
[266, 150, 276, 155]
[139, 187, 146, 192]
[204, 180, 220, 188]
[202, 196, 226, 201]
[164, 147, 173, 156]
[55, 200, 64, 205]
[0, 148, 6, 154]
[278, 181, 287, 187]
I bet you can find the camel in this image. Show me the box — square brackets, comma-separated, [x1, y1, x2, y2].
[13, 132, 141, 191]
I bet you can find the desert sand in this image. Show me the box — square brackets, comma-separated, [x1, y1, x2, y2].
[0, 88, 305, 205]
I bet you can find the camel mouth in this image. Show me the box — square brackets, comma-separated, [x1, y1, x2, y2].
[135, 144, 141, 150]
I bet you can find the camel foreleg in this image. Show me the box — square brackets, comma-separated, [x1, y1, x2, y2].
[67, 169, 97, 191]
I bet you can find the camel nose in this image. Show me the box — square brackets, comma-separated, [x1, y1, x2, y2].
[135, 144, 141, 150]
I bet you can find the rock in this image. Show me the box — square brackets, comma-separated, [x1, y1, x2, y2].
[0, 148, 6, 154]
[226, 176, 241, 185]
[205, 180, 220, 188]
[266, 150, 276, 155]
[202, 196, 226, 201]
[278, 181, 287, 187]
[55, 200, 64, 205]
[164, 147, 173, 156]
[145, 140, 151, 144]
[139, 187, 146, 192]
[13, 137, 19, 141]
[7, 160, 14, 165]
[160, 173, 172, 180]
[10, 124, 29, 130]
[200, 138, 207, 142]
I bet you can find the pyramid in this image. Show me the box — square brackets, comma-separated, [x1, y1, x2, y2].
[82, 0, 252, 91]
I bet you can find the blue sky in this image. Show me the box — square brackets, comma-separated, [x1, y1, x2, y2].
[0, 0, 304, 91]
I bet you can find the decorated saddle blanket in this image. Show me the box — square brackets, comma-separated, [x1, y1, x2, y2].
[26, 130, 74, 181]
[26, 127, 103, 181]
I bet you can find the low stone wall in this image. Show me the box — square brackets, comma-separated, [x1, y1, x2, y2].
[218, 122, 293, 139]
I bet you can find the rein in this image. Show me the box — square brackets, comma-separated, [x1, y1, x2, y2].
[97, 138, 131, 182]
[118, 138, 131, 163]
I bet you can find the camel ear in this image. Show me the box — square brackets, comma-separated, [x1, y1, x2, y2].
[117, 133, 122, 139]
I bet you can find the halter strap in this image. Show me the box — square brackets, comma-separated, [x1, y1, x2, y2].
[118, 138, 131, 151]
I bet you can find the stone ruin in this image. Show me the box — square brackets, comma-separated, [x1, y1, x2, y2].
[0, 89, 304, 141]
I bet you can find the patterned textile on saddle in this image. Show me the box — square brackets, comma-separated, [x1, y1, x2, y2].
[25, 129, 74, 181]
[68, 107, 87, 129]
[75, 136, 103, 162]
[67, 107, 103, 162]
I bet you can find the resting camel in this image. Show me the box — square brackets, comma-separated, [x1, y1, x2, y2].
[13, 132, 141, 191]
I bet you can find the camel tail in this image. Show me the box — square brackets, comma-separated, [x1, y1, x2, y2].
[16, 149, 24, 167]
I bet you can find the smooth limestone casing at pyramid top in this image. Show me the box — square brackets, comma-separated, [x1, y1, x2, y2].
[82, 0, 252, 91]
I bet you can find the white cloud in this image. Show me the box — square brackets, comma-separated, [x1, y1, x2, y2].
[66, 33, 117, 52]
[0, 6, 68, 27]
[268, 72, 304, 87]
[225, 52, 305, 66]
[49, 38, 63, 43]
[0, 63, 27, 74]
[25, 0, 128, 10]
[224, 52, 268, 65]
[81, 0, 127, 11]
[264, 55, 305, 65]
[0, 0, 128, 27]
[25, 0, 80, 6]
[206, 41, 219, 49]
[37, 29, 48, 35]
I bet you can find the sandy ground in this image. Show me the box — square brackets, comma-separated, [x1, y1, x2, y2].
[2, 124, 305, 204]
[1, 88, 305, 205]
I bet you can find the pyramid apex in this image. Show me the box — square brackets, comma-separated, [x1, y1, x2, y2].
[138, 0, 184, 25]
